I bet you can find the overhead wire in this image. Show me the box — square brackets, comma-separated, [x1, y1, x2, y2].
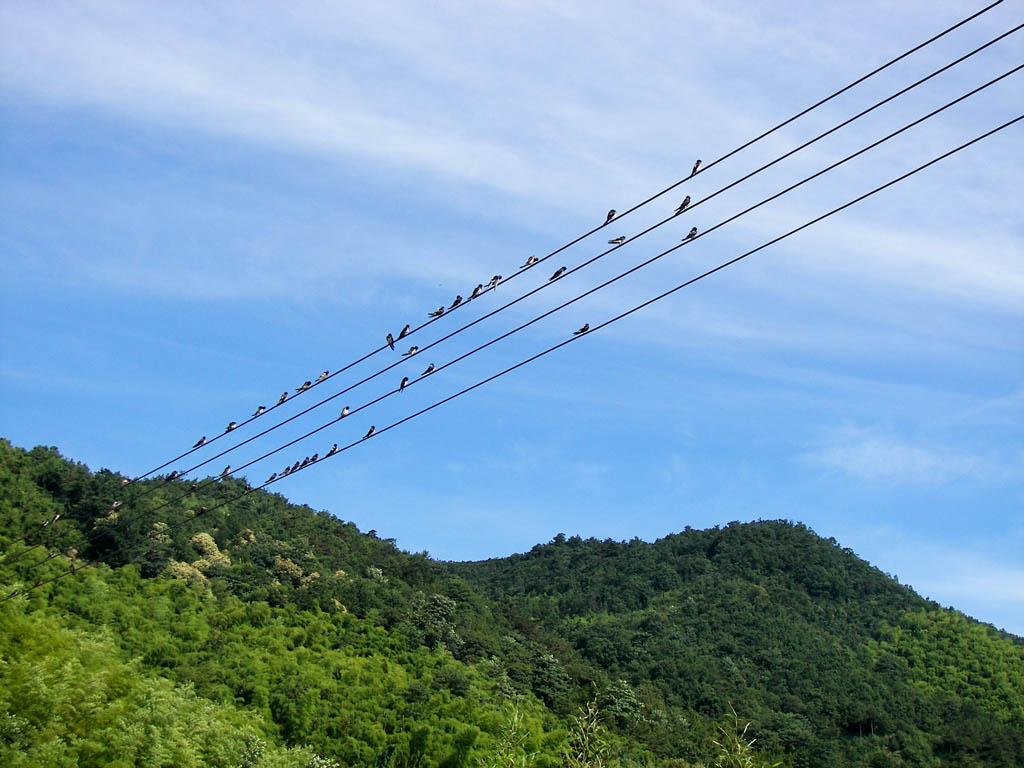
[122, 31, 1022, 515]
[7, 108, 1017, 604]
[121, 0, 1008, 486]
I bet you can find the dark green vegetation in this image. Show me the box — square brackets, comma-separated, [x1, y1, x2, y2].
[1, 438, 1022, 767]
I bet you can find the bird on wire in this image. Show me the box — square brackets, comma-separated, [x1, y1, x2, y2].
[690, 159, 701, 177]
[521, 255, 539, 268]
[605, 209, 616, 224]
[684, 227, 698, 241]
[573, 323, 590, 336]
[549, 266, 567, 281]
[608, 236, 626, 245]
[675, 195, 690, 214]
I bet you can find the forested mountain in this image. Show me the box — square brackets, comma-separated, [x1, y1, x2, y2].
[1, 438, 1022, 767]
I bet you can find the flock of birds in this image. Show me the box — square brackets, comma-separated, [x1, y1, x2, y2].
[170, 158, 704, 487]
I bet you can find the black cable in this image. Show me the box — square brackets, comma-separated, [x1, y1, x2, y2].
[127, 42, 1024, 516]
[8, 111, 1018, 603]
[123, 0, 1006, 486]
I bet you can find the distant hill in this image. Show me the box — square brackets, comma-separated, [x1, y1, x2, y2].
[2, 438, 1022, 767]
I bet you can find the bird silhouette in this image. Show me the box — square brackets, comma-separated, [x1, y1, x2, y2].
[110, 500, 122, 510]
[684, 227, 698, 241]
[573, 323, 590, 336]
[363, 425, 376, 439]
[403, 346, 418, 356]
[221, 466, 231, 478]
[449, 295, 463, 310]
[690, 159, 701, 177]
[549, 266, 567, 281]
[296, 381, 311, 392]
[300, 457, 310, 468]
[225, 421, 237, 432]
[120, 478, 130, 487]
[253, 405, 266, 417]
[310, 453, 318, 463]
[193, 436, 206, 448]
[429, 306, 445, 317]
[339, 406, 350, 419]
[608, 236, 626, 245]
[486, 275, 502, 289]
[675, 196, 691, 214]
[291, 461, 301, 473]
[398, 324, 411, 339]
[605, 209, 616, 224]
[266, 472, 277, 483]
[282, 465, 292, 476]
[316, 370, 329, 383]
[470, 283, 484, 299]
[327, 443, 338, 455]
[166, 470, 179, 481]
[386, 333, 395, 351]
[400, 376, 410, 392]
[421, 362, 435, 376]
[277, 392, 288, 405]
[521, 255, 539, 268]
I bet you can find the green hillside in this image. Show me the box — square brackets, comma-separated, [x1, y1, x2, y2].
[1, 439, 1022, 767]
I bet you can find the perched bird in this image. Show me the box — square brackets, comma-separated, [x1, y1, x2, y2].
[605, 209, 616, 224]
[428, 306, 445, 318]
[363, 425, 376, 439]
[310, 453, 319, 463]
[486, 274, 502, 289]
[402, 346, 419, 356]
[386, 332, 396, 351]
[120, 478, 130, 487]
[296, 381, 311, 392]
[470, 283, 484, 299]
[277, 392, 288, 405]
[253, 405, 266, 417]
[225, 421, 238, 432]
[521, 255, 539, 268]
[421, 362, 435, 376]
[300, 457, 310, 468]
[51, 513, 60, 525]
[675, 195, 691, 214]
[684, 226, 698, 241]
[193, 436, 206, 448]
[327, 443, 338, 456]
[198, 506, 208, 515]
[221, 466, 231, 478]
[282, 465, 292, 476]
[549, 266, 567, 281]
[690, 159, 701, 177]
[266, 472, 277, 483]
[449, 295, 463, 310]
[400, 376, 410, 392]
[110, 500, 122, 510]
[573, 323, 590, 336]
[291, 461, 301, 473]
[316, 370, 329, 383]
[189, 484, 198, 492]
[166, 470, 179, 481]
[339, 406, 350, 419]
[608, 236, 626, 245]
[398, 324, 411, 339]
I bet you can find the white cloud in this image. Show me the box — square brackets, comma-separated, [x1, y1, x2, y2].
[803, 425, 1015, 484]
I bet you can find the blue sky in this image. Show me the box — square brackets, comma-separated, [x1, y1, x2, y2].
[1, 1, 1022, 635]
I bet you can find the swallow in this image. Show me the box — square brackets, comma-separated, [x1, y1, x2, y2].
[51, 513, 60, 525]
[521, 255, 539, 268]
[400, 376, 410, 392]
[253, 405, 266, 417]
[339, 406, 350, 419]
[605, 209, 616, 224]
[41, 518, 50, 528]
[110, 500, 122, 510]
[608, 236, 626, 245]
[120, 478, 130, 487]
[573, 323, 590, 336]
[167, 470, 179, 481]
[398, 324, 411, 339]
[291, 461, 301, 473]
[282, 466, 292, 476]
[278, 392, 288, 405]
[486, 275, 502, 289]
[225, 421, 238, 432]
[266, 472, 277, 483]
[193, 436, 206, 448]
[363, 425, 376, 439]
[198, 506, 208, 515]
[429, 306, 445, 318]
[221, 466, 231, 478]
[675, 196, 691, 214]
[470, 283, 484, 300]
[549, 266, 567, 281]
[296, 381, 311, 392]
[402, 346, 418, 356]
[684, 227, 697, 241]
[327, 443, 338, 456]
[310, 453, 319, 463]
[316, 370, 329, 383]
[690, 159, 701, 177]
[300, 457, 310, 468]
[421, 362, 435, 376]
[449, 295, 463, 310]
[386, 333, 396, 351]
[189, 484, 198, 492]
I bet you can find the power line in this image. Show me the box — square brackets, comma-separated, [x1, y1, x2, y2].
[124, 34, 1023, 514]
[8, 109, 1016, 603]
[122, 0, 1006, 487]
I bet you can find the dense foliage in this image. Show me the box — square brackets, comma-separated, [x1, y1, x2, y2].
[1, 439, 1022, 766]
